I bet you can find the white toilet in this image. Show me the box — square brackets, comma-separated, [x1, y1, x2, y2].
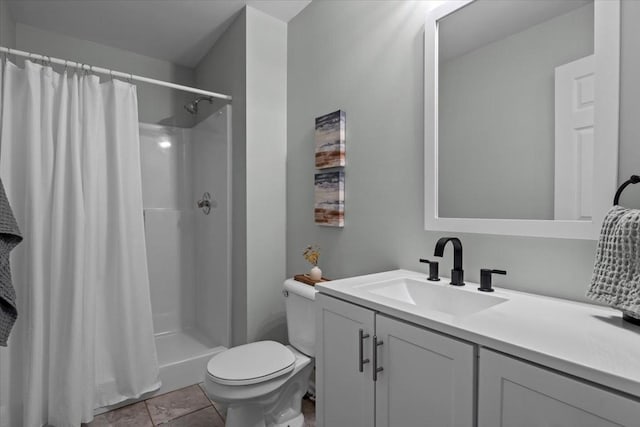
[203, 279, 317, 427]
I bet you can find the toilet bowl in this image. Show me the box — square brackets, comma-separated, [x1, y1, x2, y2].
[203, 279, 317, 427]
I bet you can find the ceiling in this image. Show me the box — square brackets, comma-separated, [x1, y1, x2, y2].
[439, 0, 591, 62]
[6, 0, 312, 67]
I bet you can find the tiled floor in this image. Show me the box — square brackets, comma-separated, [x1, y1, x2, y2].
[85, 383, 316, 426]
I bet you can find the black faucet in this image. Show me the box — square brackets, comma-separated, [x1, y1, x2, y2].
[433, 237, 465, 286]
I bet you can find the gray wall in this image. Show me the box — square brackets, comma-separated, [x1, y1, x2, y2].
[196, 7, 287, 345]
[439, 4, 593, 220]
[196, 9, 249, 346]
[287, 0, 639, 304]
[618, 0, 640, 209]
[245, 7, 287, 343]
[0, 0, 15, 48]
[14, 24, 195, 127]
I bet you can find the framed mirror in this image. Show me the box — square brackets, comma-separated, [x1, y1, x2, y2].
[424, 0, 620, 239]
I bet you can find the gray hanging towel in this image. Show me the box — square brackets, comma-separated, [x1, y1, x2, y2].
[0, 177, 22, 346]
[586, 205, 640, 318]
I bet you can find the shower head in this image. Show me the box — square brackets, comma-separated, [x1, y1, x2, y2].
[184, 96, 213, 115]
[184, 102, 198, 115]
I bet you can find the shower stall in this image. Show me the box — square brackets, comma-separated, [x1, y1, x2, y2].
[138, 105, 232, 396]
[0, 45, 234, 425]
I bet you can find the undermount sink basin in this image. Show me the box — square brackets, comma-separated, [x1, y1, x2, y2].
[356, 277, 507, 316]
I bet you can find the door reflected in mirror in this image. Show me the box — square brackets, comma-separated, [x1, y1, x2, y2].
[438, 0, 593, 220]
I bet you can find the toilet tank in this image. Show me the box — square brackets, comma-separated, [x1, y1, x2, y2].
[283, 279, 317, 356]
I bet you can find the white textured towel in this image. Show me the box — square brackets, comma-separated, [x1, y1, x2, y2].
[586, 205, 640, 317]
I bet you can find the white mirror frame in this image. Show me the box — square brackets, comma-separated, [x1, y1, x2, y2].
[425, 0, 620, 239]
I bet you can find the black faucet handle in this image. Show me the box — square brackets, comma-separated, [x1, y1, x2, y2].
[479, 269, 506, 292]
[419, 258, 440, 281]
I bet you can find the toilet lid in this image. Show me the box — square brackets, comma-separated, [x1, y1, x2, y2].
[207, 341, 296, 386]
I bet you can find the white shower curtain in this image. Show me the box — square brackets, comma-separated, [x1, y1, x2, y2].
[0, 59, 160, 426]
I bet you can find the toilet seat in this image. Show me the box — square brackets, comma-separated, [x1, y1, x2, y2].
[207, 340, 296, 386]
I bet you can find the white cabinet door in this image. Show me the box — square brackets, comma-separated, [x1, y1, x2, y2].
[315, 294, 375, 427]
[478, 348, 640, 427]
[375, 315, 475, 427]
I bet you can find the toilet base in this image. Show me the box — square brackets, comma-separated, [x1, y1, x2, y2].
[226, 405, 304, 427]
[273, 413, 304, 427]
[225, 404, 266, 427]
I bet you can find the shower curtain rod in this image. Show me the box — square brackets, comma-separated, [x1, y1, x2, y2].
[0, 46, 232, 101]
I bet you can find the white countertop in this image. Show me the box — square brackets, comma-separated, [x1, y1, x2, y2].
[316, 269, 640, 399]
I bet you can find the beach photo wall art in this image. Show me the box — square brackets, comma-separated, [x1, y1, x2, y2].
[314, 110, 346, 227]
[315, 110, 346, 169]
[314, 170, 345, 227]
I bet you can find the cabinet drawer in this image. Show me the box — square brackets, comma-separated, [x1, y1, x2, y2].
[478, 348, 640, 427]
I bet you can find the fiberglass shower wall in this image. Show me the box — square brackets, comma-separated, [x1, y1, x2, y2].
[139, 105, 231, 350]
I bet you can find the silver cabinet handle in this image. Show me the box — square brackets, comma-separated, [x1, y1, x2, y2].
[358, 329, 370, 372]
[373, 335, 383, 381]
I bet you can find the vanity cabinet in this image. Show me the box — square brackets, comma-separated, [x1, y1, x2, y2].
[375, 314, 475, 427]
[315, 268, 640, 426]
[478, 348, 640, 427]
[316, 294, 475, 427]
[315, 294, 375, 427]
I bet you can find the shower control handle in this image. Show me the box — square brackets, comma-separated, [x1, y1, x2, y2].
[197, 192, 213, 215]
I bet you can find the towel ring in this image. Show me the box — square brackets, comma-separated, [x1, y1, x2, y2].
[613, 175, 640, 205]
